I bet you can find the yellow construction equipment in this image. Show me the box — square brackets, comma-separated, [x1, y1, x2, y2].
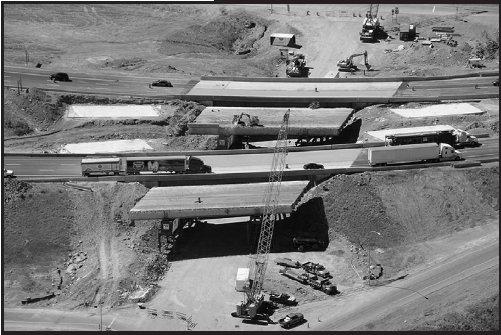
[337, 50, 371, 72]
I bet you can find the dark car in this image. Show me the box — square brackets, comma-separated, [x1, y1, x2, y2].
[50, 72, 71, 82]
[303, 162, 324, 170]
[279, 313, 305, 329]
[151, 80, 173, 87]
[493, 78, 499, 86]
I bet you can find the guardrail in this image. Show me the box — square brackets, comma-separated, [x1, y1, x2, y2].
[199, 71, 499, 83]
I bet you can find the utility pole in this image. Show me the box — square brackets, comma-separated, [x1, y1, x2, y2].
[269, 4, 273, 14]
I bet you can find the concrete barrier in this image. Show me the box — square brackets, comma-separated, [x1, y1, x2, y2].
[199, 71, 498, 83]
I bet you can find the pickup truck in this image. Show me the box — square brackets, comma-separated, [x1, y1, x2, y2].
[279, 313, 305, 329]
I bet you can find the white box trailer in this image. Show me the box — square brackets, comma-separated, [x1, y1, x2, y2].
[368, 143, 461, 166]
[236, 267, 250, 292]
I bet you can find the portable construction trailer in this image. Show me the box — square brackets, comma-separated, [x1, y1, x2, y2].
[270, 33, 296, 47]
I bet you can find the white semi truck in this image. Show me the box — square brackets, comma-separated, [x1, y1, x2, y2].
[368, 142, 462, 167]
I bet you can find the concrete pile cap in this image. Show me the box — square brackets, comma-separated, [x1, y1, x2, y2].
[130, 180, 310, 220]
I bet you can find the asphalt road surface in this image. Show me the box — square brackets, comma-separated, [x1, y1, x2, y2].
[3, 65, 195, 97]
[3, 137, 498, 178]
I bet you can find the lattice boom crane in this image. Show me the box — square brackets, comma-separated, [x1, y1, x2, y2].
[234, 109, 290, 320]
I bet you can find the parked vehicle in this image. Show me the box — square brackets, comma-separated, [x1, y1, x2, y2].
[292, 237, 326, 252]
[151, 80, 173, 87]
[50, 72, 71, 82]
[3, 168, 15, 178]
[269, 292, 297, 306]
[309, 277, 339, 295]
[303, 162, 324, 170]
[302, 261, 331, 278]
[81, 156, 212, 176]
[368, 142, 462, 167]
[275, 257, 301, 268]
[279, 313, 305, 329]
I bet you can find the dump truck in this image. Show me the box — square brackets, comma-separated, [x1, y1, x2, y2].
[368, 142, 462, 167]
[309, 277, 339, 295]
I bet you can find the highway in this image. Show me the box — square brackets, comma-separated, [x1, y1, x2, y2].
[3, 65, 196, 97]
[3, 138, 498, 179]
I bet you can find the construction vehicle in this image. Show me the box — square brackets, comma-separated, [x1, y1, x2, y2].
[309, 277, 339, 295]
[337, 50, 371, 72]
[302, 262, 331, 279]
[279, 268, 338, 295]
[232, 109, 290, 321]
[399, 24, 418, 41]
[360, 4, 381, 42]
[368, 142, 462, 167]
[275, 257, 301, 268]
[232, 113, 261, 127]
[286, 53, 310, 77]
[269, 292, 297, 306]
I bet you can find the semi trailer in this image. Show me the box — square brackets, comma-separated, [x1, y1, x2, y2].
[368, 142, 462, 167]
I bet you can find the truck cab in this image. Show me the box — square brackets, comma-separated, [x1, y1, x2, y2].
[439, 143, 462, 161]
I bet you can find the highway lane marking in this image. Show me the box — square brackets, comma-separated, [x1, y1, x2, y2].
[5, 163, 21, 166]
[60, 163, 77, 165]
[38, 169, 55, 172]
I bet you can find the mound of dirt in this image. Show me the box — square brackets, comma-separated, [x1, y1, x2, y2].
[295, 165, 498, 279]
[3, 88, 63, 137]
[160, 10, 270, 57]
[2, 180, 170, 309]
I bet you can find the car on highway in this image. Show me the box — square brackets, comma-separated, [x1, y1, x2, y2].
[303, 162, 324, 170]
[493, 78, 499, 86]
[151, 80, 173, 87]
[3, 168, 15, 178]
[279, 313, 305, 329]
[275, 257, 301, 268]
[50, 72, 71, 82]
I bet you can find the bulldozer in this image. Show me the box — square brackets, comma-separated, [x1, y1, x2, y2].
[337, 50, 371, 72]
[286, 53, 310, 78]
[232, 113, 261, 127]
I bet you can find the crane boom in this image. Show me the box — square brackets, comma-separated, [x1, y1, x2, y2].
[234, 109, 290, 320]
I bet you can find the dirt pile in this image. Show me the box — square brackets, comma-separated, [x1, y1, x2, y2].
[3, 88, 63, 137]
[295, 165, 498, 279]
[2, 180, 169, 309]
[160, 10, 270, 57]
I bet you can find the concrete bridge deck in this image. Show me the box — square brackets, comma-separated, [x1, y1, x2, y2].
[188, 107, 354, 137]
[130, 180, 310, 220]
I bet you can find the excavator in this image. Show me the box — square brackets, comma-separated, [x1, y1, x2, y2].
[360, 4, 381, 42]
[286, 53, 310, 78]
[232, 113, 261, 127]
[337, 50, 371, 72]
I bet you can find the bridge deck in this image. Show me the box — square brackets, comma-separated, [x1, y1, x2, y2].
[188, 107, 354, 137]
[130, 180, 310, 220]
